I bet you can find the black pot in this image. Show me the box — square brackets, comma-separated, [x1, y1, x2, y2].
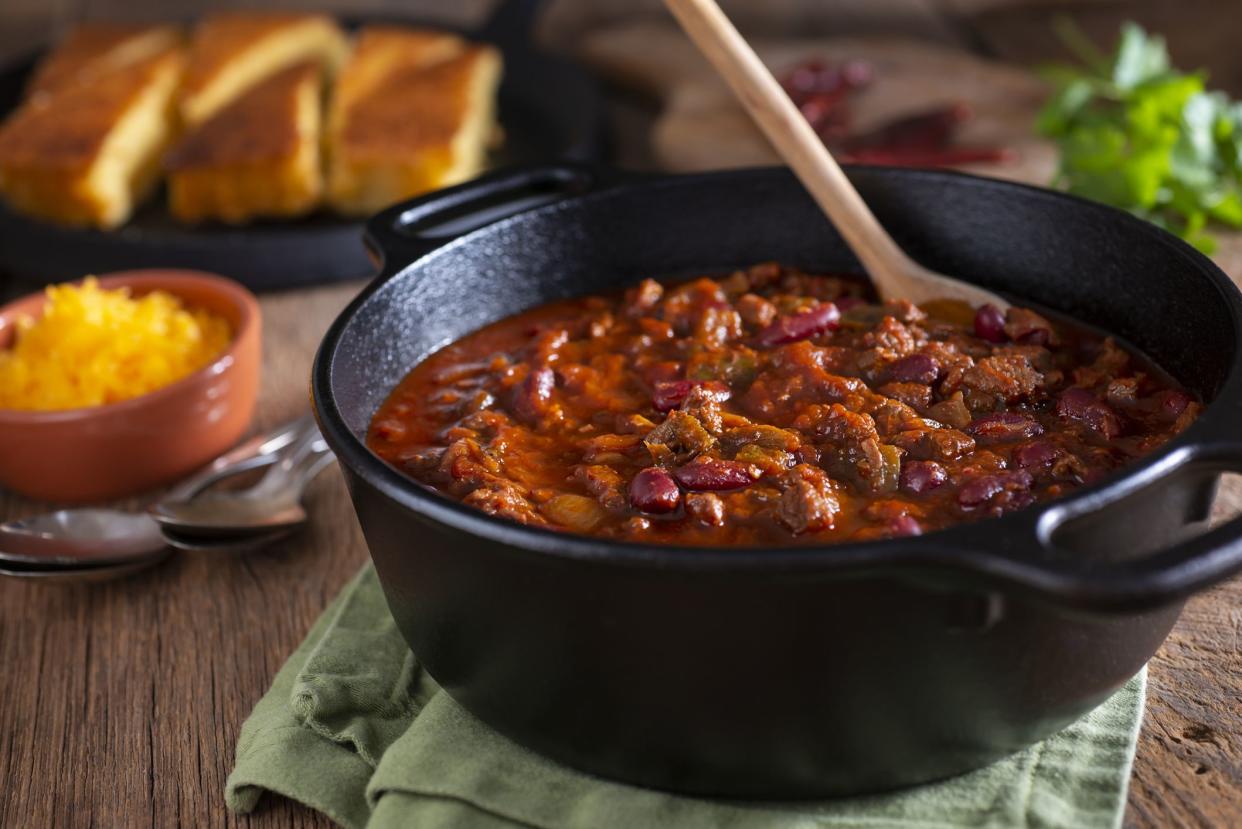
[312, 164, 1242, 798]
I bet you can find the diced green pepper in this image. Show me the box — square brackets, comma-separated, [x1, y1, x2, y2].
[877, 444, 903, 493]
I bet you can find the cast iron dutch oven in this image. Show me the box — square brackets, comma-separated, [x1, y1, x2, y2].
[312, 163, 1242, 798]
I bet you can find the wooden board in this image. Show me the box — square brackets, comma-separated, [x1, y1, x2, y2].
[578, 23, 1057, 183]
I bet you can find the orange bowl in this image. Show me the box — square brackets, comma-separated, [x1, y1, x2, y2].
[0, 270, 261, 502]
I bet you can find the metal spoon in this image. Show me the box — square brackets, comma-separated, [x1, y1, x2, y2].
[0, 526, 296, 583]
[0, 416, 313, 572]
[160, 526, 294, 553]
[0, 553, 174, 583]
[148, 419, 335, 538]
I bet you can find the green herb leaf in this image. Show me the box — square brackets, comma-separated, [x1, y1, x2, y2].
[1112, 22, 1171, 90]
[1038, 21, 1242, 249]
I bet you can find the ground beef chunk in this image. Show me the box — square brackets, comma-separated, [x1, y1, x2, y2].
[776, 464, 840, 533]
[863, 316, 919, 356]
[737, 293, 778, 328]
[685, 492, 726, 526]
[959, 355, 1045, 409]
[881, 298, 927, 324]
[624, 278, 664, 316]
[867, 397, 925, 436]
[439, 437, 503, 489]
[793, 403, 878, 444]
[574, 465, 627, 511]
[643, 410, 716, 465]
[890, 427, 976, 461]
[695, 306, 744, 348]
[462, 482, 545, 525]
[458, 409, 513, 438]
[925, 392, 972, 429]
[397, 445, 446, 477]
[680, 384, 727, 433]
[923, 342, 975, 398]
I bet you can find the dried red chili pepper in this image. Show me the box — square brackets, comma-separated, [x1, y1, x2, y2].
[839, 147, 1014, 167]
[841, 103, 971, 152]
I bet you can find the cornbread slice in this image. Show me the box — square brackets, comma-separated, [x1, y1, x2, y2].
[165, 62, 323, 224]
[327, 26, 466, 134]
[327, 29, 502, 216]
[0, 46, 184, 228]
[179, 12, 346, 128]
[25, 23, 183, 101]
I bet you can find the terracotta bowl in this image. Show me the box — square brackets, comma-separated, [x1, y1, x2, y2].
[0, 270, 261, 502]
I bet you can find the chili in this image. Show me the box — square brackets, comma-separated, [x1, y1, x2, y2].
[368, 264, 1199, 546]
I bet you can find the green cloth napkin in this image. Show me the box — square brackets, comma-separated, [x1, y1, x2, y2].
[226, 565, 1146, 829]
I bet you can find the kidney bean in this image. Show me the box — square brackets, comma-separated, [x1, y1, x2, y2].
[1016, 329, 1049, 346]
[973, 304, 1007, 343]
[834, 296, 866, 312]
[653, 380, 731, 413]
[887, 353, 940, 384]
[958, 469, 1033, 508]
[967, 412, 1045, 442]
[1158, 389, 1193, 421]
[889, 514, 923, 537]
[512, 366, 555, 425]
[755, 302, 840, 347]
[900, 459, 948, 494]
[1056, 388, 1122, 439]
[628, 467, 682, 514]
[1013, 440, 1058, 469]
[841, 103, 970, 152]
[673, 458, 759, 491]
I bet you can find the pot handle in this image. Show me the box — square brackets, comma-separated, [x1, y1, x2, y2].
[955, 437, 1242, 613]
[363, 163, 633, 272]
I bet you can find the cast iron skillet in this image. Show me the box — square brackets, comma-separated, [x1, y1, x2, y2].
[0, 0, 603, 291]
[312, 163, 1242, 798]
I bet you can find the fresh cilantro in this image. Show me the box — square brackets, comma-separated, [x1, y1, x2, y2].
[1038, 21, 1242, 252]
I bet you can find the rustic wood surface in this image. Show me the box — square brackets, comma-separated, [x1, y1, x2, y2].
[0, 281, 1238, 829]
[0, 282, 370, 828]
[0, 8, 1240, 828]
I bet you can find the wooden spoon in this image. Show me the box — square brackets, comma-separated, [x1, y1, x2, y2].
[662, 0, 1010, 311]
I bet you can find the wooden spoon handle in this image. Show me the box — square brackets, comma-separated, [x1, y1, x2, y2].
[662, 0, 981, 306]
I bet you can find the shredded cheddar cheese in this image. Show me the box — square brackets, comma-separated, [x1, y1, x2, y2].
[0, 277, 232, 411]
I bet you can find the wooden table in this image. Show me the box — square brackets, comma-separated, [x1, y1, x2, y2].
[0, 0, 1238, 823]
[1, 272, 1239, 827]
